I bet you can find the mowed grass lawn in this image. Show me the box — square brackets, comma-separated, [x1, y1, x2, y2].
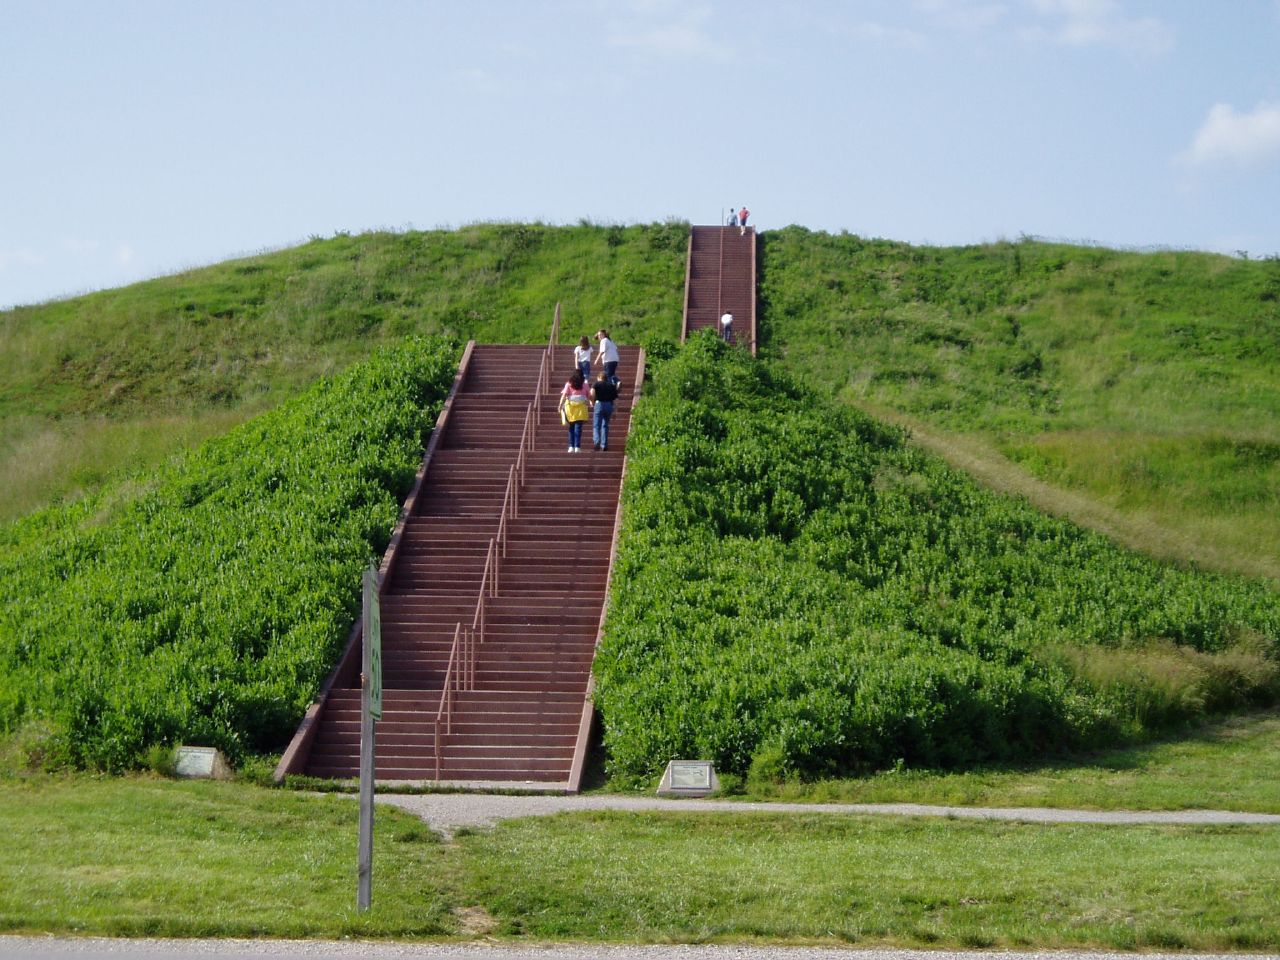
[740, 708, 1280, 812]
[2, 762, 1279, 950]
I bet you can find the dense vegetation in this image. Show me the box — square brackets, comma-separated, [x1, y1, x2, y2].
[0, 221, 687, 521]
[760, 228, 1280, 579]
[0, 338, 459, 769]
[594, 337, 1280, 781]
[5, 222, 1279, 778]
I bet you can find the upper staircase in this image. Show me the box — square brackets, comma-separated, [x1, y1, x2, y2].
[276, 328, 641, 789]
[682, 224, 757, 354]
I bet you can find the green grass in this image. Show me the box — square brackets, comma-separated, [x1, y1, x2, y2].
[759, 229, 1280, 580]
[0, 222, 688, 521]
[4, 773, 1278, 950]
[0, 339, 461, 769]
[736, 708, 1280, 813]
[595, 337, 1280, 782]
[0, 776, 452, 938]
[462, 811, 1279, 950]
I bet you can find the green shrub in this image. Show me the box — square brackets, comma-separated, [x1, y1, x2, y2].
[0, 337, 460, 770]
[594, 337, 1280, 780]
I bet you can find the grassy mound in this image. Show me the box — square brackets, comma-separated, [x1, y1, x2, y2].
[0, 338, 460, 770]
[0, 222, 688, 522]
[594, 337, 1280, 782]
[759, 228, 1280, 579]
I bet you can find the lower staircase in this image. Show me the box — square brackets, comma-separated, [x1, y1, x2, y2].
[277, 334, 641, 788]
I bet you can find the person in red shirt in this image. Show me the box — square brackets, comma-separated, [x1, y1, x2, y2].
[738, 205, 750, 235]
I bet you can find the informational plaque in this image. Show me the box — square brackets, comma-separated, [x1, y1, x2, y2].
[174, 746, 230, 780]
[657, 760, 719, 797]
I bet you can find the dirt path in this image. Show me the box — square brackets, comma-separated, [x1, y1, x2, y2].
[373, 793, 1280, 837]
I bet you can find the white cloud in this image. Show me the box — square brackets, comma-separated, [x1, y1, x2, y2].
[606, 4, 727, 60]
[914, 0, 1011, 32]
[847, 21, 929, 50]
[0, 248, 45, 271]
[1183, 102, 1280, 169]
[1027, 0, 1174, 55]
[116, 244, 136, 267]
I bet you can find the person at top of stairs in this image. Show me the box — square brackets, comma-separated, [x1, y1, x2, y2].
[559, 369, 591, 453]
[594, 328, 620, 382]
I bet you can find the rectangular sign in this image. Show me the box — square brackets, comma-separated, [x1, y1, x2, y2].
[364, 565, 382, 722]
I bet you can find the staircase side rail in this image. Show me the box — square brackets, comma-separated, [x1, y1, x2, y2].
[516, 402, 535, 485]
[469, 537, 497, 667]
[566, 346, 646, 793]
[273, 339, 477, 783]
[497, 464, 518, 557]
[434, 622, 464, 780]
[748, 228, 758, 357]
[679, 231, 694, 343]
[548, 301, 562, 355]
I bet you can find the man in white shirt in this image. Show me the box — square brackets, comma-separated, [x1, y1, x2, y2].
[595, 328, 620, 382]
[720, 312, 734, 343]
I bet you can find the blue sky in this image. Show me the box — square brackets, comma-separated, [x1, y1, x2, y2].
[2, 0, 1279, 310]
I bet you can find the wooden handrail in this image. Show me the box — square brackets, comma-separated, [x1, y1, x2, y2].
[548, 301, 561, 355]
[497, 465, 518, 557]
[434, 622, 463, 780]
[431, 302, 563, 779]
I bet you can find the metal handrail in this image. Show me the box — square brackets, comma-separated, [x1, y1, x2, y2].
[548, 301, 561, 356]
[516, 401, 535, 484]
[497, 464, 518, 557]
[433, 303, 560, 779]
[434, 622, 463, 780]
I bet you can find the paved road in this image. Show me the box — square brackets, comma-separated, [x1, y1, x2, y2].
[3, 938, 1274, 960]
[372, 793, 1280, 837]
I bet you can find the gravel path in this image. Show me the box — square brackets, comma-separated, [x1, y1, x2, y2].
[373, 793, 1280, 837]
[3, 938, 1273, 960]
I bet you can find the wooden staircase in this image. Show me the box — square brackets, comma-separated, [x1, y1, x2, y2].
[276, 333, 641, 788]
[682, 224, 757, 354]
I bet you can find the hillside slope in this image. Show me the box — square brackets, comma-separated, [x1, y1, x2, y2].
[759, 228, 1280, 581]
[0, 222, 688, 521]
[596, 338, 1280, 781]
[0, 339, 459, 769]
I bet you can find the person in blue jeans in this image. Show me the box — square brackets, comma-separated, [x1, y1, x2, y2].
[590, 372, 618, 451]
[559, 370, 591, 452]
[595, 328, 620, 383]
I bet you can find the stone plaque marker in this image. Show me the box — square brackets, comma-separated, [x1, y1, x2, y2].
[657, 759, 719, 797]
[174, 746, 231, 780]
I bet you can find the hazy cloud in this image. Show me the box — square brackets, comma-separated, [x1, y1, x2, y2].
[0, 248, 45, 271]
[1183, 102, 1280, 169]
[1027, 0, 1174, 55]
[914, 0, 1011, 32]
[845, 21, 929, 50]
[606, 3, 727, 60]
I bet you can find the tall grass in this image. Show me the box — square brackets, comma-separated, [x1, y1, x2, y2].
[759, 228, 1280, 579]
[0, 222, 688, 520]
